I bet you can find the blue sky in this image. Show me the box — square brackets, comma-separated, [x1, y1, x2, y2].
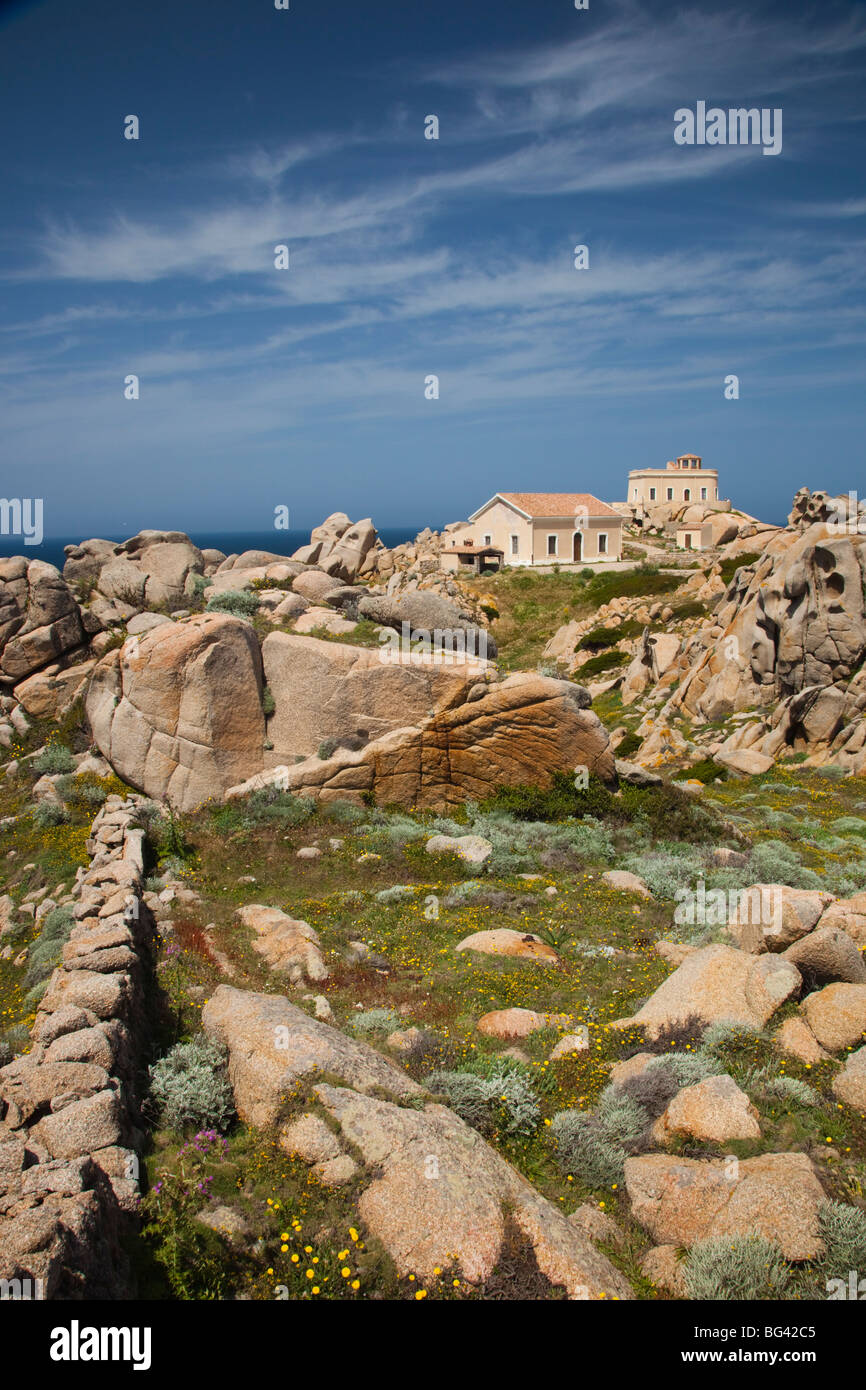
[0, 0, 864, 536]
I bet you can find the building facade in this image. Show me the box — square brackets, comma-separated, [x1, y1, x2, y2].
[442, 492, 623, 569]
[628, 455, 719, 509]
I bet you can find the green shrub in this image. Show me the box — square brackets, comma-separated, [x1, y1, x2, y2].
[155, 805, 192, 860]
[817, 1200, 866, 1280]
[684, 1234, 790, 1300]
[375, 885, 414, 904]
[240, 788, 315, 828]
[32, 744, 75, 775]
[31, 801, 70, 828]
[574, 649, 626, 678]
[349, 1009, 400, 1035]
[429, 1062, 540, 1138]
[322, 800, 367, 825]
[317, 738, 338, 760]
[205, 589, 260, 619]
[148, 1037, 236, 1134]
[577, 620, 642, 652]
[676, 758, 728, 785]
[360, 812, 429, 850]
[549, 1110, 629, 1189]
[832, 816, 866, 838]
[755, 1073, 821, 1107]
[623, 844, 705, 900]
[23, 904, 74, 990]
[262, 686, 276, 717]
[615, 731, 642, 760]
[750, 840, 821, 889]
[719, 552, 762, 585]
[190, 573, 212, 597]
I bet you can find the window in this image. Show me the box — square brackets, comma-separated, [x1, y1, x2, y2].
[510, 534, 519, 556]
[547, 534, 558, 556]
[598, 533, 608, 555]
[483, 533, 492, 546]
[701, 487, 707, 500]
[649, 487, 656, 501]
[667, 487, 673, 501]
[684, 489, 690, 501]
[632, 487, 637, 499]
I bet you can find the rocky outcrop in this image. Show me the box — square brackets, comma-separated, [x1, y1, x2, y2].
[85, 613, 265, 811]
[639, 521, 866, 773]
[261, 630, 487, 763]
[624, 1152, 825, 1261]
[358, 591, 496, 659]
[83, 611, 612, 812]
[68, 530, 205, 612]
[202, 985, 630, 1298]
[201, 986, 423, 1128]
[0, 560, 87, 682]
[615, 944, 802, 1039]
[0, 797, 154, 1298]
[235, 905, 329, 984]
[234, 666, 615, 810]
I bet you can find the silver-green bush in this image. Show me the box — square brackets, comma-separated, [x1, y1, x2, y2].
[148, 1036, 236, 1134]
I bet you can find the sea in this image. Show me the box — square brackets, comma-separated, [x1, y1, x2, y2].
[0, 528, 424, 573]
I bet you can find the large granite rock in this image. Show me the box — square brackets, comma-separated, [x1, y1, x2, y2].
[314, 1082, 632, 1298]
[94, 531, 205, 611]
[625, 1151, 825, 1260]
[615, 944, 802, 1040]
[0, 560, 86, 681]
[201, 986, 422, 1128]
[86, 613, 265, 811]
[238, 659, 615, 809]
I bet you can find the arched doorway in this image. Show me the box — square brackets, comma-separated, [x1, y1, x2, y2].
[572, 531, 582, 562]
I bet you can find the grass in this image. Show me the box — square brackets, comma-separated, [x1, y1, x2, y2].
[461, 564, 684, 670]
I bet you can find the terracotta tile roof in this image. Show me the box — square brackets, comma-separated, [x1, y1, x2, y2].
[496, 492, 622, 520]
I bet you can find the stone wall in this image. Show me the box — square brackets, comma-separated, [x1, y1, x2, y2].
[0, 797, 155, 1299]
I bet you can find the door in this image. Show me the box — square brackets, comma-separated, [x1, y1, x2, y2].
[572, 531, 582, 562]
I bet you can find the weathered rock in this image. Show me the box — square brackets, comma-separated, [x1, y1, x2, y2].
[13, 661, 95, 720]
[715, 749, 774, 777]
[425, 834, 493, 865]
[455, 929, 560, 966]
[315, 1083, 631, 1297]
[617, 945, 800, 1039]
[568, 1203, 625, 1248]
[279, 1112, 342, 1164]
[235, 905, 329, 984]
[782, 926, 866, 986]
[260, 630, 487, 763]
[237, 663, 615, 810]
[476, 1007, 569, 1039]
[602, 869, 651, 899]
[97, 532, 204, 610]
[318, 518, 378, 582]
[201, 986, 421, 1128]
[654, 1074, 761, 1145]
[195, 1205, 251, 1246]
[358, 591, 495, 659]
[0, 562, 85, 681]
[832, 1046, 866, 1110]
[817, 895, 866, 947]
[549, 1032, 590, 1060]
[727, 885, 832, 953]
[292, 570, 342, 604]
[86, 613, 265, 811]
[32, 1090, 123, 1160]
[775, 1016, 831, 1064]
[625, 1152, 825, 1260]
[641, 1244, 687, 1297]
[801, 983, 866, 1052]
